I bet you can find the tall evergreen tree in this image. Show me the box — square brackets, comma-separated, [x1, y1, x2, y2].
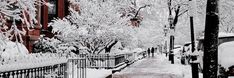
[203, 0, 219, 78]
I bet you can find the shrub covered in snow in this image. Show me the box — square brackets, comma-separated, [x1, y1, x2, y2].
[33, 37, 59, 53]
[0, 40, 28, 59]
[33, 36, 78, 54]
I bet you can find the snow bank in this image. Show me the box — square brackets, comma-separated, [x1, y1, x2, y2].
[132, 48, 144, 53]
[182, 65, 203, 78]
[218, 41, 234, 68]
[1, 41, 28, 58]
[110, 48, 145, 55]
[87, 69, 112, 78]
[157, 54, 204, 78]
[0, 53, 68, 72]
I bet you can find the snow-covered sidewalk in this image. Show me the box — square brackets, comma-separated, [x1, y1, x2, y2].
[112, 54, 202, 78]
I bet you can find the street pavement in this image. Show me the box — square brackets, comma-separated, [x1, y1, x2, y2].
[112, 54, 185, 78]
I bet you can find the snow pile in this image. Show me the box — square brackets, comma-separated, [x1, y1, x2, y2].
[182, 65, 203, 78]
[132, 48, 145, 53]
[68, 67, 112, 78]
[86, 69, 112, 78]
[0, 41, 29, 58]
[218, 41, 234, 68]
[111, 48, 143, 54]
[0, 53, 68, 72]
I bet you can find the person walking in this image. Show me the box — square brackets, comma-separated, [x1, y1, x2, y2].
[151, 47, 154, 57]
[147, 48, 151, 57]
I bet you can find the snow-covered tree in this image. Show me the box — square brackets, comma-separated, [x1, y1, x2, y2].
[219, 0, 234, 33]
[0, 0, 48, 54]
[49, 0, 133, 54]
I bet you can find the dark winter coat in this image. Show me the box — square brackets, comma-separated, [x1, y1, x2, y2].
[151, 47, 154, 53]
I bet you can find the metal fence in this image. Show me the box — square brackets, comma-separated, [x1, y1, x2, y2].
[85, 54, 126, 69]
[67, 58, 86, 78]
[0, 59, 87, 78]
[0, 51, 146, 78]
[85, 51, 146, 69]
[0, 63, 67, 78]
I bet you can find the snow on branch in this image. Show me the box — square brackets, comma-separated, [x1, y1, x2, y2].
[48, 0, 133, 54]
[0, 0, 48, 53]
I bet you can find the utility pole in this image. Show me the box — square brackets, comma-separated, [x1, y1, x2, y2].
[188, 0, 198, 78]
[168, 0, 174, 64]
[203, 0, 219, 78]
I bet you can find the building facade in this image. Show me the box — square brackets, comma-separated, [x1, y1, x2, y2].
[23, 0, 69, 53]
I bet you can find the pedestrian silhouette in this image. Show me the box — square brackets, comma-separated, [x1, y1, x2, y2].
[151, 47, 154, 57]
[147, 48, 150, 57]
[155, 47, 157, 53]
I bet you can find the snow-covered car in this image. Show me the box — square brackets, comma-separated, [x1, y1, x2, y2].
[197, 32, 234, 76]
[173, 45, 183, 59]
[219, 41, 234, 76]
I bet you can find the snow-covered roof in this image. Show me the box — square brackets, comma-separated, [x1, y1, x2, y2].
[219, 32, 234, 37]
[218, 41, 234, 68]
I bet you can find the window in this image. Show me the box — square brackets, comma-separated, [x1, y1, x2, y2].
[40, 0, 58, 33]
[48, 0, 58, 22]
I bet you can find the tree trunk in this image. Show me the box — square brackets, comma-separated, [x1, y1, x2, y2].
[203, 0, 219, 78]
[105, 40, 118, 53]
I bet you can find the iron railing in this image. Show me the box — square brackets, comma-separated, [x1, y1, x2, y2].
[0, 51, 146, 78]
[0, 63, 67, 78]
[85, 54, 125, 69]
[67, 58, 86, 78]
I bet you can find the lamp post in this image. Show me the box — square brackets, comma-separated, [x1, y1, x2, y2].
[168, 14, 175, 64]
[164, 25, 169, 56]
[188, 0, 199, 78]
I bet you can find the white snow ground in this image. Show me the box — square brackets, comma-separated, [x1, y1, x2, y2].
[112, 53, 203, 78]
[87, 69, 112, 78]
[0, 41, 29, 58]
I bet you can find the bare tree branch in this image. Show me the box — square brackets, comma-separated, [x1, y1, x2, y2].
[178, 10, 188, 17]
[134, 5, 151, 18]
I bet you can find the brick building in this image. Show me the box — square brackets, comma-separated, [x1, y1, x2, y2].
[24, 0, 70, 53]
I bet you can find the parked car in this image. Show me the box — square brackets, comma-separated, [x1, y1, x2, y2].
[173, 45, 183, 61]
[180, 42, 191, 65]
[197, 32, 234, 77]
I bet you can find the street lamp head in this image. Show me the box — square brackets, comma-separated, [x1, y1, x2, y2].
[168, 15, 174, 29]
[168, 15, 173, 22]
[164, 26, 168, 32]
